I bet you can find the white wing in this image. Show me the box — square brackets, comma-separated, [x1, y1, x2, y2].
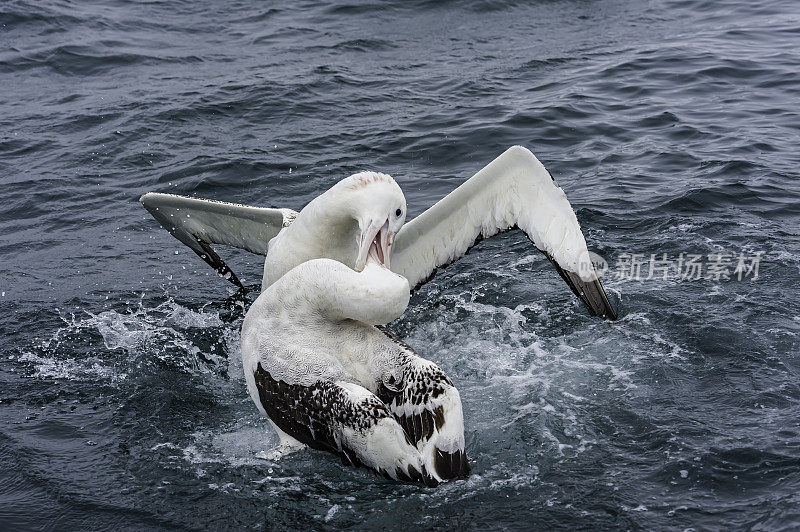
[140, 192, 297, 288]
[392, 146, 616, 319]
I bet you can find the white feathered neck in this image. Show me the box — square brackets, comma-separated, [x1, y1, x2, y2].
[261, 172, 403, 290]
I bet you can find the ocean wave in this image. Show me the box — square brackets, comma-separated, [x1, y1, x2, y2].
[0, 44, 205, 76]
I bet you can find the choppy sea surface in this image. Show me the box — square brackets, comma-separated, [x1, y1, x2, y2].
[2, 0, 800, 529]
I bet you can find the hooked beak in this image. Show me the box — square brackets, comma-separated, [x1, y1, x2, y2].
[355, 220, 395, 271]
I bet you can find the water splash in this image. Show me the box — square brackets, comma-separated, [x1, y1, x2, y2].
[19, 297, 235, 384]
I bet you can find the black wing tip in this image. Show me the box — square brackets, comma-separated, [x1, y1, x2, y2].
[569, 274, 618, 320]
[544, 252, 619, 320]
[433, 448, 470, 480]
[577, 277, 618, 320]
[394, 464, 437, 486]
[192, 239, 246, 290]
[587, 277, 618, 320]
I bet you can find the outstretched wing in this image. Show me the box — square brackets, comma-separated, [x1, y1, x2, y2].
[391, 146, 617, 319]
[139, 192, 297, 289]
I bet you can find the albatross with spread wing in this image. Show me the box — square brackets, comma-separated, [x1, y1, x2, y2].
[140, 146, 617, 484]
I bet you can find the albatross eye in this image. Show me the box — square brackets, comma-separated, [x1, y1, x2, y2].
[395, 208, 402, 217]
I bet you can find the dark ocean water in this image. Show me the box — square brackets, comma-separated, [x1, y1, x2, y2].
[2, 0, 800, 529]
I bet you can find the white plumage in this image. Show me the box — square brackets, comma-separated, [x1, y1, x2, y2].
[140, 146, 617, 484]
[392, 145, 597, 286]
[241, 258, 467, 483]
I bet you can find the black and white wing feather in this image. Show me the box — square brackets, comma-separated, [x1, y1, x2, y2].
[376, 327, 470, 481]
[253, 363, 435, 485]
[391, 146, 617, 319]
[140, 193, 296, 288]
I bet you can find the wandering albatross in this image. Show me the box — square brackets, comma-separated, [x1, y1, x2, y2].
[139, 146, 618, 484]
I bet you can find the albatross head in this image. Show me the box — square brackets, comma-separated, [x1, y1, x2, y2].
[339, 171, 406, 272]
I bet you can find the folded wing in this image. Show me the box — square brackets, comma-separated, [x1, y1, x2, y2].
[253, 363, 435, 485]
[139, 192, 297, 289]
[376, 327, 470, 482]
[391, 146, 617, 319]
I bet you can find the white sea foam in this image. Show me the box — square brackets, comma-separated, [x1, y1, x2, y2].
[20, 298, 232, 384]
[324, 504, 340, 522]
[18, 351, 123, 381]
[402, 277, 694, 471]
[148, 420, 288, 487]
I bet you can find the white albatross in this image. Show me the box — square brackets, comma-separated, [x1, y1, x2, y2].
[242, 255, 467, 485]
[139, 146, 617, 484]
[140, 146, 616, 318]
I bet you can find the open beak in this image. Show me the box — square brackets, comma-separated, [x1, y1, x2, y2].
[355, 220, 394, 271]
